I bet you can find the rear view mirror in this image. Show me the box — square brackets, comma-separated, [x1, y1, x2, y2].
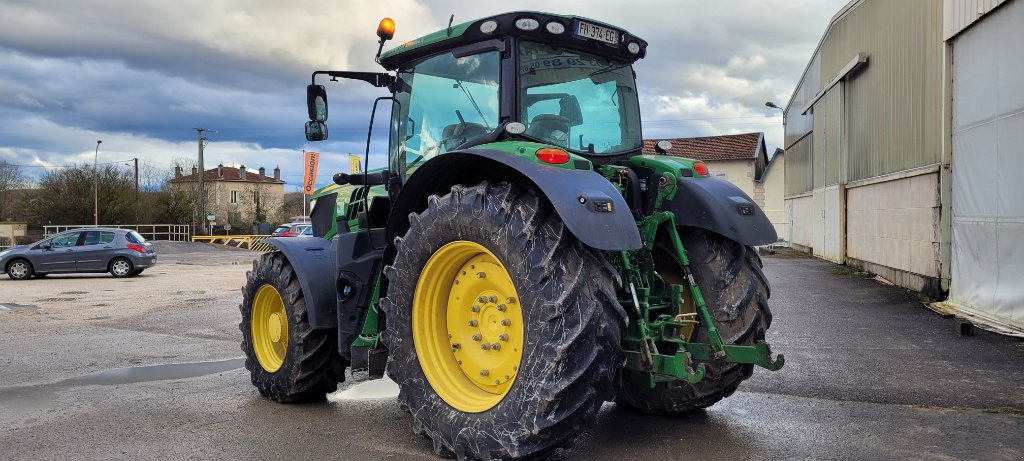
[307, 84, 328, 121]
[306, 121, 328, 141]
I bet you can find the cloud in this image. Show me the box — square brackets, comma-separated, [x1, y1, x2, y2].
[0, 0, 846, 187]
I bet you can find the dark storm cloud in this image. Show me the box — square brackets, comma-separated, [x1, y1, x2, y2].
[0, 0, 845, 183]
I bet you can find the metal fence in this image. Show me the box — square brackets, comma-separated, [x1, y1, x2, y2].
[43, 224, 191, 241]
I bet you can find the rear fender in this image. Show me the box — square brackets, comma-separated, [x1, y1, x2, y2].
[387, 150, 642, 251]
[264, 237, 337, 329]
[664, 176, 778, 246]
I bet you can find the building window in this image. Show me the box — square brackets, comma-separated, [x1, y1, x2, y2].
[230, 190, 238, 204]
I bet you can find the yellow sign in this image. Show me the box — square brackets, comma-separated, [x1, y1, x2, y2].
[303, 151, 319, 195]
[349, 154, 361, 174]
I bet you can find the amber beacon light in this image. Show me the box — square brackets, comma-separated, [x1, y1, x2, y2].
[377, 18, 396, 40]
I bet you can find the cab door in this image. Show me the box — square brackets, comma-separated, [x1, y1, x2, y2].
[34, 232, 81, 272]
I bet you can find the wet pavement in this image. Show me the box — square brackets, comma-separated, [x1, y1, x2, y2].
[0, 247, 1021, 460]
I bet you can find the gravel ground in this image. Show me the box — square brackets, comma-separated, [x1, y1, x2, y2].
[0, 244, 1021, 460]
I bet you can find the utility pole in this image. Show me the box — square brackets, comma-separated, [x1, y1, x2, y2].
[93, 140, 102, 226]
[194, 128, 206, 234]
[133, 158, 139, 224]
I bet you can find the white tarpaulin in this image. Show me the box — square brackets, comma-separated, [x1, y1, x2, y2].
[948, 0, 1024, 333]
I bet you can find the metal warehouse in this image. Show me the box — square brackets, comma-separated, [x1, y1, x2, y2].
[783, 0, 1023, 334]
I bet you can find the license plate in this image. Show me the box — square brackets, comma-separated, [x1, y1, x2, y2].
[574, 20, 619, 45]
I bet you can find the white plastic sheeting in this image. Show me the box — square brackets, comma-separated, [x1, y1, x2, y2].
[948, 0, 1024, 332]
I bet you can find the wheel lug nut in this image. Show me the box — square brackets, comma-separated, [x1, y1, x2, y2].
[477, 272, 486, 279]
[477, 296, 487, 303]
[506, 297, 516, 304]
[451, 343, 461, 350]
[496, 304, 506, 311]
[481, 343, 491, 350]
[499, 334, 508, 341]
[480, 370, 489, 376]
[491, 342, 501, 350]
[501, 319, 511, 326]
[468, 320, 478, 327]
[470, 305, 480, 312]
[488, 296, 498, 303]
[472, 334, 482, 341]
[505, 375, 510, 380]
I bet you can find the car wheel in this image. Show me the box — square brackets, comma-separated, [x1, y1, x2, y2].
[109, 258, 134, 278]
[6, 259, 33, 280]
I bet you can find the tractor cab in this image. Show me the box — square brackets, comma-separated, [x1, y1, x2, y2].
[307, 12, 649, 183]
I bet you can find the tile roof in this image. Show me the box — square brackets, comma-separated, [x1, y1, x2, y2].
[643, 132, 764, 161]
[171, 166, 284, 184]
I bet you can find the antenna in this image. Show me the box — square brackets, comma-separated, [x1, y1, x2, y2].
[447, 14, 454, 36]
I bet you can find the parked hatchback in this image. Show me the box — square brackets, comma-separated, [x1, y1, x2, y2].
[0, 228, 157, 280]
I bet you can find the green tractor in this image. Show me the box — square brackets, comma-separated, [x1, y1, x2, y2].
[240, 12, 783, 460]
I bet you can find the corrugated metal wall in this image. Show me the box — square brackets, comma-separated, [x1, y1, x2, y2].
[827, 0, 944, 182]
[785, 135, 813, 196]
[784, 0, 944, 193]
[944, 0, 1008, 39]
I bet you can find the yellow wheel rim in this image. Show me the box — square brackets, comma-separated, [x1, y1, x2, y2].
[413, 240, 524, 413]
[252, 284, 288, 373]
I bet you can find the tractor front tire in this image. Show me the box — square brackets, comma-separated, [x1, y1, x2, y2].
[382, 182, 626, 460]
[239, 252, 347, 403]
[616, 228, 772, 414]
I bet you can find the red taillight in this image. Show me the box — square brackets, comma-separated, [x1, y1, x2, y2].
[282, 231, 293, 237]
[535, 148, 569, 165]
[126, 243, 146, 253]
[693, 162, 709, 176]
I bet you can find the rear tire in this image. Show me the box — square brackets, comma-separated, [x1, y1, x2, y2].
[616, 228, 772, 414]
[6, 259, 33, 280]
[239, 252, 347, 403]
[109, 258, 134, 278]
[382, 182, 626, 460]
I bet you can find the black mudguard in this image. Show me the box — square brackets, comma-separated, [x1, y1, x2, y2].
[664, 176, 778, 246]
[264, 237, 337, 329]
[388, 150, 642, 251]
[333, 228, 387, 360]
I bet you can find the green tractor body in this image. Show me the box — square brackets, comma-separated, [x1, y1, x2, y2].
[241, 12, 783, 460]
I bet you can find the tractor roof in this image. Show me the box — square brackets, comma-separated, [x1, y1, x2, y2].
[378, 11, 648, 70]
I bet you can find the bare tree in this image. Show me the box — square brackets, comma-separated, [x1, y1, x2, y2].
[31, 164, 135, 225]
[0, 160, 27, 220]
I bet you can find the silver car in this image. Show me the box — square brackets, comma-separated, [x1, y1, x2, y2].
[0, 228, 157, 280]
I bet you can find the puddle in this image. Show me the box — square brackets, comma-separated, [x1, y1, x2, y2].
[34, 297, 77, 302]
[167, 290, 207, 296]
[59, 291, 88, 295]
[0, 303, 39, 313]
[0, 357, 245, 411]
[330, 376, 399, 401]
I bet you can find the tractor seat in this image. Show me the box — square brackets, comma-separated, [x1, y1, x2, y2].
[440, 122, 488, 151]
[525, 114, 571, 148]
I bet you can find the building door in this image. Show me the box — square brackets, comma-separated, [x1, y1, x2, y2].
[948, 0, 1024, 332]
[812, 86, 845, 263]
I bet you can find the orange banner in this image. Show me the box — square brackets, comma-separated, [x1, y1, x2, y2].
[302, 151, 319, 195]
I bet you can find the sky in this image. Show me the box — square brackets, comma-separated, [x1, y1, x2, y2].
[0, 0, 848, 191]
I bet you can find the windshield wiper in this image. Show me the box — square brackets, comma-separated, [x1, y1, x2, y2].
[453, 79, 491, 129]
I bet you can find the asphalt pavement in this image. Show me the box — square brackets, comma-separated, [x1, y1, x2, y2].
[0, 246, 1020, 460]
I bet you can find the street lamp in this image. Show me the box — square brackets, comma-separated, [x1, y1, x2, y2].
[765, 101, 784, 111]
[93, 140, 102, 226]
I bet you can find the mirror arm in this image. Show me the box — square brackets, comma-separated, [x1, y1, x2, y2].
[312, 71, 395, 92]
